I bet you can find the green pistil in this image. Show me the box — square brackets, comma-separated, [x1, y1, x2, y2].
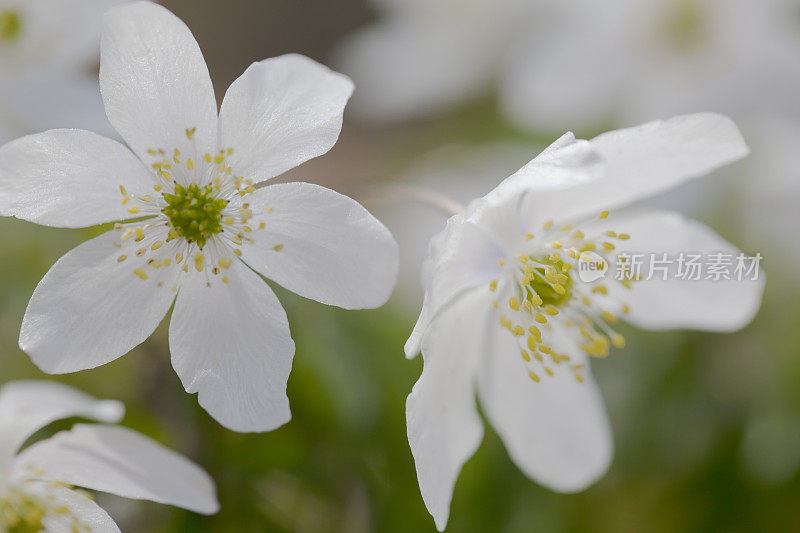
[162, 183, 228, 249]
[1, 492, 46, 533]
[528, 256, 573, 308]
[0, 10, 21, 42]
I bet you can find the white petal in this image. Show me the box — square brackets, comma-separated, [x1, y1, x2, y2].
[13, 424, 219, 515]
[24, 481, 120, 533]
[576, 114, 750, 215]
[467, 133, 605, 250]
[2, 74, 115, 138]
[239, 182, 398, 309]
[477, 323, 613, 493]
[406, 215, 504, 358]
[590, 210, 765, 331]
[0, 129, 156, 228]
[219, 54, 353, 183]
[0, 381, 123, 465]
[20, 228, 179, 374]
[169, 259, 294, 433]
[100, 2, 217, 161]
[407, 287, 490, 531]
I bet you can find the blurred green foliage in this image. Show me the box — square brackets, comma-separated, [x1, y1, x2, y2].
[2, 210, 800, 532]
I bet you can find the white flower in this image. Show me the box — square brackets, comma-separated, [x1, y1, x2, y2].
[0, 380, 218, 532]
[739, 116, 800, 269]
[503, 0, 800, 130]
[405, 113, 764, 531]
[0, 2, 398, 432]
[0, 0, 124, 144]
[334, 0, 542, 121]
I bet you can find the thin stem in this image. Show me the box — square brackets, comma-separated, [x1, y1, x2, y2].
[360, 184, 467, 217]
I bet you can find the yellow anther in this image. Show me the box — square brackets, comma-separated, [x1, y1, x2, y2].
[599, 210, 610, 219]
[521, 350, 531, 362]
[618, 233, 630, 240]
[572, 230, 585, 239]
[591, 285, 608, 295]
[117, 255, 127, 262]
[151, 241, 163, 250]
[489, 280, 498, 291]
[203, 153, 212, 163]
[134, 228, 145, 242]
[272, 244, 283, 251]
[194, 253, 205, 272]
[611, 333, 626, 348]
[518, 255, 528, 263]
[222, 276, 229, 284]
[544, 305, 559, 316]
[550, 241, 563, 249]
[543, 220, 553, 230]
[233, 249, 242, 256]
[492, 301, 499, 308]
[219, 258, 232, 268]
[133, 268, 148, 280]
[544, 367, 554, 377]
[186, 127, 196, 139]
[602, 310, 618, 323]
[258, 222, 266, 230]
[602, 242, 616, 250]
[553, 284, 566, 295]
[605, 231, 617, 238]
[186, 158, 194, 170]
[527, 335, 538, 351]
[622, 303, 631, 314]
[498, 258, 506, 266]
[528, 371, 540, 382]
[176, 252, 183, 263]
[525, 233, 534, 241]
[509, 297, 520, 311]
[528, 326, 542, 343]
[512, 325, 525, 336]
[575, 374, 585, 383]
[534, 313, 548, 324]
[128, 206, 139, 214]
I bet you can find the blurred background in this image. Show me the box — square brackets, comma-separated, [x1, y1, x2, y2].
[2, 0, 800, 531]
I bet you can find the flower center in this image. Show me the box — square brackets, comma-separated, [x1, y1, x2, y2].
[0, 10, 21, 42]
[525, 254, 573, 308]
[662, 0, 707, 53]
[0, 489, 45, 533]
[161, 183, 228, 250]
[491, 212, 636, 384]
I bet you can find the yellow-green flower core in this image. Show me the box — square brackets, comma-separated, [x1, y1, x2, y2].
[1, 491, 45, 533]
[162, 183, 228, 249]
[0, 10, 21, 42]
[527, 254, 573, 308]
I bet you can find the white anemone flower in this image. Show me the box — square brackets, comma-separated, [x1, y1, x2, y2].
[405, 113, 764, 530]
[503, 0, 800, 131]
[334, 0, 542, 121]
[0, 0, 125, 145]
[0, 380, 218, 532]
[0, 2, 398, 432]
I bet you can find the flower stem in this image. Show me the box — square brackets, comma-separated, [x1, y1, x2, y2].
[361, 185, 467, 216]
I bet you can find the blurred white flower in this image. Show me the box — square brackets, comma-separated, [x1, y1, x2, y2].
[0, 2, 398, 432]
[503, 0, 800, 131]
[405, 114, 764, 530]
[334, 0, 543, 121]
[0, 0, 126, 145]
[0, 380, 218, 532]
[739, 116, 800, 270]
